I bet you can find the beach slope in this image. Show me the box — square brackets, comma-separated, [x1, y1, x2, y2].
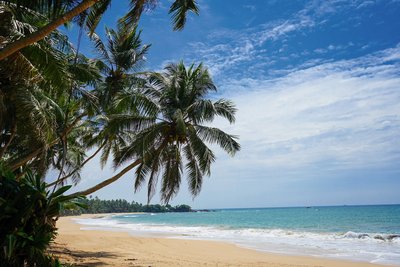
[52, 215, 387, 267]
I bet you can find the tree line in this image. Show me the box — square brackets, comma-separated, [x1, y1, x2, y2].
[61, 197, 193, 215]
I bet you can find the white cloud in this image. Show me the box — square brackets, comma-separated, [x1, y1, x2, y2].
[254, 19, 313, 46]
[181, 0, 377, 79]
[214, 45, 400, 171]
[357, 1, 375, 9]
[181, 3, 321, 77]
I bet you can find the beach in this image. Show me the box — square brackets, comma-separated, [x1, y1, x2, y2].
[52, 214, 389, 267]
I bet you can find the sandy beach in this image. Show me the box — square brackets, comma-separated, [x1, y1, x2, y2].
[51, 214, 388, 267]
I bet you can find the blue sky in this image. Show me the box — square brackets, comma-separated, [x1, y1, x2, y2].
[66, 0, 400, 208]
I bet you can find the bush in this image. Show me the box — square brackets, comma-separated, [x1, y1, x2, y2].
[0, 165, 83, 266]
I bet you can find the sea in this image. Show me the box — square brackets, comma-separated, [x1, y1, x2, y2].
[74, 204, 400, 266]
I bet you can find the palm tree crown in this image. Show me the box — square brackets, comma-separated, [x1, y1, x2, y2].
[93, 25, 150, 106]
[115, 62, 240, 203]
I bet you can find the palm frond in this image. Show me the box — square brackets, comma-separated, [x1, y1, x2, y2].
[186, 99, 216, 124]
[168, 0, 199, 31]
[134, 160, 151, 192]
[21, 41, 70, 91]
[85, 0, 112, 35]
[187, 127, 215, 175]
[113, 122, 166, 167]
[213, 99, 237, 124]
[160, 144, 182, 203]
[113, 85, 159, 116]
[107, 114, 155, 133]
[91, 31, 111, 64]
[118, 0, 158, 31]
[146, 154, 160, 203]
[183, 142, 202, 197]
[195, 125, 240, 156]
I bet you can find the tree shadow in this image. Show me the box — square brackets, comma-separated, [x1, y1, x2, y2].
[49, 242, 120, 266]
[73, 262, 109, 267]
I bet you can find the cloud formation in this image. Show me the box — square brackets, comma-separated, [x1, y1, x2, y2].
[178, 0, 400, 83]
[185, 13, 315, 77]
[214, 45, 400, 173]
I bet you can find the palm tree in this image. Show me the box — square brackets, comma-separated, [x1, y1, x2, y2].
[47, 24, 151, 187]
[71, 62, 240, 204]
[0, 3, 100, 177]
[0, 0, 199, 60]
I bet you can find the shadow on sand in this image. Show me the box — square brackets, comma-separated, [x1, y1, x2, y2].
[49, 242, 125, 266]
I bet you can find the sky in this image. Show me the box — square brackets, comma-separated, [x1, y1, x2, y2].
[65, 0, 400, 209]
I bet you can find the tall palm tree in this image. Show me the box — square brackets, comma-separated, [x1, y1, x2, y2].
[0, 0, 199, 60]
[48, 25, 151, 187]
[93, 25, 151, 166]
[71, 62, 240, 204]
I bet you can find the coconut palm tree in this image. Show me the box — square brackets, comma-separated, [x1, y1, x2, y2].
[47, 24, 151, 188]
[71, 62, 240, 204]
[0, 0, 199, 60]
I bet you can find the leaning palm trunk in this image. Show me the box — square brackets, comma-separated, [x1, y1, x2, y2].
[9, 148, 44, 171]
[46, 142, 106, 188]
[68, 159, 141, 197]
[0, 0, 199, 61]
[0, 0, 99, 60]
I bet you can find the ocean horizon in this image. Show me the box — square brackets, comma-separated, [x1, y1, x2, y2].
[74, 204, 400, 266]
[196, 203, 400, 210]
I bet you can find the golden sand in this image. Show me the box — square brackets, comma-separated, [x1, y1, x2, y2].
[51, 214, 386, 267]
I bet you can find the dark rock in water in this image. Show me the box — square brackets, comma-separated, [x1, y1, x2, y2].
[387, 234, 400, 241]
[358, 233, 370, 239]
[344, 231, 400, 242]
[195, 209, 215, 212]
[374, 235, 385, 241]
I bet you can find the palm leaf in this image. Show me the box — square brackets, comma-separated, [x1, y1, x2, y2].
[183, 143, 202, 196]
[169, 0, 199, 31]
[195, 125, 240, 156]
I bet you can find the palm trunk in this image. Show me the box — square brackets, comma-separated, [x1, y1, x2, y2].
[0, 0, 99, 61]
[9, 148, 43, 171]
[46, 142, 105, 188]
[68, 159, 141, 197]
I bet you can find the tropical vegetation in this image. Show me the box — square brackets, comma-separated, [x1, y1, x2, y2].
[0, 164, 84, 266]
[0, 0, 240, 265]
[61, 196, 193, 215]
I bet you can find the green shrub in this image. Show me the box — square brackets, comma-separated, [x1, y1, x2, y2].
[0, 165, 83, 266]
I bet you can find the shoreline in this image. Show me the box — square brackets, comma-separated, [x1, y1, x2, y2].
[53, 213, 390, 267]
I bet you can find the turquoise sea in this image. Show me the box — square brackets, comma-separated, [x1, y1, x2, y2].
[75, 205, 400, 265]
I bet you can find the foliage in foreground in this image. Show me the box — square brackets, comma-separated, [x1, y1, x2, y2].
[0, 164, 83, 267]
[61, 196, 192, 216]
